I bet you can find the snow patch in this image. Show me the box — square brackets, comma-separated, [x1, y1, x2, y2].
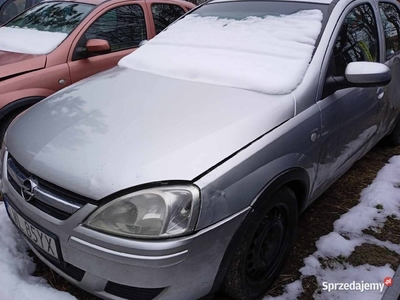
[335, 156, 400, 235]
[264, 280, 303, 300]
[119, 10, 323, 95]
[0, 27, 67, 55]
[0, 203, 75, 300]
[268, 156, 400, 299]
[315, 232, 363, 258]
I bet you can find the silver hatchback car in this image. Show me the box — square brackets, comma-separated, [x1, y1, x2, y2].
[1, 0, 400, 299]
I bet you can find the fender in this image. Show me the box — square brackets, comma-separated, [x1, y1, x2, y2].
[206, 167, 309, 298]
[0, 96, 44, 122]
[250, 167, 309, 213]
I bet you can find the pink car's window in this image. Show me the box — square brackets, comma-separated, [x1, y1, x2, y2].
[0, 0, 28, 24]
[151, 3, 186, 34]
[5, 2, 94, 34]
[83, 5, 146, 51]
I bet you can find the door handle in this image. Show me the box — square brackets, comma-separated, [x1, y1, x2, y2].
[377, 87, 385, 100]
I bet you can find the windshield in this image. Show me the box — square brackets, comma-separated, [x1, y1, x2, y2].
[119, 1, 328, 95]
[6, 1, 94, 34]
[0, 2, 94, 54]
[194, 1, 328, 21]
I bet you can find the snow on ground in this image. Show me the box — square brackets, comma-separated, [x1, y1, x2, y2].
[119, 10, 323, 95]
[0, 203, 75, 300]
[0, 27, 67, 55]
[267, 280, 304, 300]
[266, 156, 400, 300]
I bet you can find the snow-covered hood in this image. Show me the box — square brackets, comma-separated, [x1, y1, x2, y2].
[0, 27, 67, 55]
[0, 51, 46, 80]
[6, 67, 294, 200]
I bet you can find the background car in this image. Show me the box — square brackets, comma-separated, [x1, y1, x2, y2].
[0, 0, 195, 141]
[0, 0, 42, 24]
[2, 0, 400, 300]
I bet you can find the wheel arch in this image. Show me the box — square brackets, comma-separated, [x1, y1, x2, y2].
[0, 96, 44, 122]
[250, 167, 310, 215]
[206, 167, 310, 298]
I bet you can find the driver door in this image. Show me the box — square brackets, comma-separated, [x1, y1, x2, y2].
[68, 3, 149, 84]
[313, 2, 383, 194]
[376, 1, 400, 136]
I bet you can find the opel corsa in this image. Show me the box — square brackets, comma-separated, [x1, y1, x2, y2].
[2, 0, 400, 299]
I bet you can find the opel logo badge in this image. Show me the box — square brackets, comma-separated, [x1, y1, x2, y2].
[21, 179, 36, 202]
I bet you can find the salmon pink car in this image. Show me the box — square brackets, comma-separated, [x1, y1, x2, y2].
[0, 0, 194, 140]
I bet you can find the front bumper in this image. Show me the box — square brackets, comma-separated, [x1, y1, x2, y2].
[2, 168, 248, 300]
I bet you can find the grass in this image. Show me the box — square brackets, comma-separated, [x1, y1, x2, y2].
[363, 216, 400, 245]
[346, 243, 400, 268]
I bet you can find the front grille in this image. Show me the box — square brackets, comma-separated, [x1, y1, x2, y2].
[37, 176, 94, 205]
[104, 281, 165, 300]
[55, 261, 85, 282]
[10, 155, 93, 204]
[7, 172, 20, 192]
[6, 154, 95, 220]
[29, 198, 72, 220]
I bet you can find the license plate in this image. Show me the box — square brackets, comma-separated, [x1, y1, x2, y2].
[7, 202, 59, 259]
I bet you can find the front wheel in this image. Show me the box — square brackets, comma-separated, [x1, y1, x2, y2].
[221, 186, 298, 300]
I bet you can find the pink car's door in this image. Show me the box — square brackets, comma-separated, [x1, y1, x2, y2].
[67, 1, 151, 84]
[146, 1, 192, 35]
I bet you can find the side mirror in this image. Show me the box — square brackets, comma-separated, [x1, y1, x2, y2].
[345, 62, 391, 86]
[86, 39, 111, 55]
[324, 62, 392, 97]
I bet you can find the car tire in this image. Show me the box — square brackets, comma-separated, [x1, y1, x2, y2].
[385, 117, 400, 146]
[221, 186, 298, 300]
[0, 108, 26, 143]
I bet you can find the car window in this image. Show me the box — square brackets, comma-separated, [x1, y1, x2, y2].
[333, 4, 378, 76]
[84, 5, 146, 52]
[379, 2, 400, 60]
[5, 2, 94, 34]
[151, 3, 185, 34]
[0, 0, 28, 23]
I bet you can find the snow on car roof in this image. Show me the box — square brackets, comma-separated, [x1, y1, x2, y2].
[119, 9, 324, 95]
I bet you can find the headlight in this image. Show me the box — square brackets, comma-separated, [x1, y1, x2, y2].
[84, 185, 200, 238]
